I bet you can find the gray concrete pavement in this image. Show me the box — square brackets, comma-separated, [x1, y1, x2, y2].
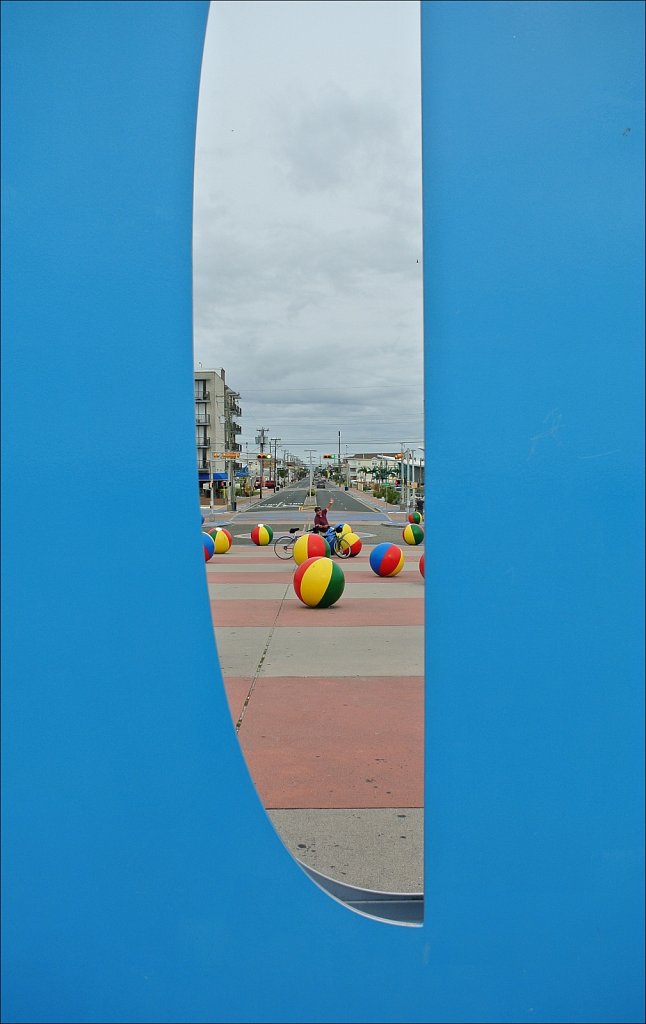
[206, 492, 425, 898]
[267, 808, 424, 892]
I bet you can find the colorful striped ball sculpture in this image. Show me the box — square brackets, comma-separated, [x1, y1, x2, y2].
[334, 522, 352, 537]
[403, 523, 424, 546]
[408, 511, 422, 524]
[340, 532, 362, 557]
[369, 542, 404, 577]
[202, 532, 215, 561]
[209, 527, 233, 554]
[251, 523, 273, 546]
[293, 556, 345, 608]
[293, 532, 330, 565]
[419, 553, 425, 577]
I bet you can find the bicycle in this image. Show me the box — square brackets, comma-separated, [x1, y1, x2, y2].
[273, 525, 350, 560]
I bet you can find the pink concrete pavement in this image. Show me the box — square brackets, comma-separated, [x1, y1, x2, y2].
[208, 543, 424, 812]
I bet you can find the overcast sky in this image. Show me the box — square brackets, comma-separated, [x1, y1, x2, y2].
[193, 0, 423, 464]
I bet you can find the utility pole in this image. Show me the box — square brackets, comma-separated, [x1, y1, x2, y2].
[305, 449, 316, 497]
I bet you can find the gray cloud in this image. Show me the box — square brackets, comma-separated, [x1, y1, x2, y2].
[192, 1, 424, 457]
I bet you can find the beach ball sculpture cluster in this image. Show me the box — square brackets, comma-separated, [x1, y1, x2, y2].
[203, 526, 233, 560]
[294, 556, 345, 608]
[251, 523, 273, 546]
[293, 533, 330, 565]
[403, 523, 424, 546]
[369, 542, 405, 577]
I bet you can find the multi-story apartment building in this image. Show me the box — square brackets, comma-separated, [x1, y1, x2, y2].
[194, 367, 242, 502]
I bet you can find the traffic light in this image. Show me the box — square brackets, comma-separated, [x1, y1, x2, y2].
[322, 454, 333, 459]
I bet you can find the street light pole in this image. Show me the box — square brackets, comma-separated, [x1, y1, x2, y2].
[256, 427, 267, 500]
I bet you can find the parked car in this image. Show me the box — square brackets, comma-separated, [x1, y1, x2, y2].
[265, 479, 276, 489]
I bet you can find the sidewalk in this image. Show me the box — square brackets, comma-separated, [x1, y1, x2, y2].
[207, 539, 424, 893]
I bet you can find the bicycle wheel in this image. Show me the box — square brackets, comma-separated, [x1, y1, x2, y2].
[334, 537, 351, 558]
[274, 536, 295, 559]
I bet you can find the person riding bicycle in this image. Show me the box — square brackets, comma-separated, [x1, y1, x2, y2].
[313, 499, 333, 533]
[313, 499, 342, 554]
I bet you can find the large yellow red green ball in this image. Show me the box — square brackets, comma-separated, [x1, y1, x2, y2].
[293, 556, 345, 608]
[334, 523, 352, 537]
[369, 542, 404, 577]
[419, 553, 425, 577]
[403, 523, 424, 546]
[251, 524, 273, 546]
[209, 527, 232, 553]
[408, 511, 423, 524]
[340, 532, 362, 557]
[293, 533, 330, 565]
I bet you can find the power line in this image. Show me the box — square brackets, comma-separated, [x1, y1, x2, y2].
[240, 383, 421, 394]
[241, 440, 424, 449]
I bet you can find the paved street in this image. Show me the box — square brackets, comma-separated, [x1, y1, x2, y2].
[203, 481, 413, 546]
[204, 486, 425, 894]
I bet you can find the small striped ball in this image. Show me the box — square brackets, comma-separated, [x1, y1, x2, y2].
[293, 533, 330, 565]
[251, 523, 273, 546]
[340, 532, 362, 557]
[293, 556, 345, 608]
[419, 553, 425, 578]
[209, 527, 232, 554]
[369, 542, 404, 577]
[408, 511, 422, 524]
[202, 532, 215, 561]
[403, 523, 424, 546]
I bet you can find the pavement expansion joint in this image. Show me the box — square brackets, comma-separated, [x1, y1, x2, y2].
[234, 580, 292, 733]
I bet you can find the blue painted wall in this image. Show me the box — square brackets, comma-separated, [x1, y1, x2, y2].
[1, 2, 643, 1022]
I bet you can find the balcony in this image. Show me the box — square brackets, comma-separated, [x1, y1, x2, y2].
[195, 414, 210, 425]
[224, 441, 242, 453]
[227, 401, 242, 417]
[194, 391, 210, 402]
[230, 421, 242, 435]
[196, 436, 210, 448]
